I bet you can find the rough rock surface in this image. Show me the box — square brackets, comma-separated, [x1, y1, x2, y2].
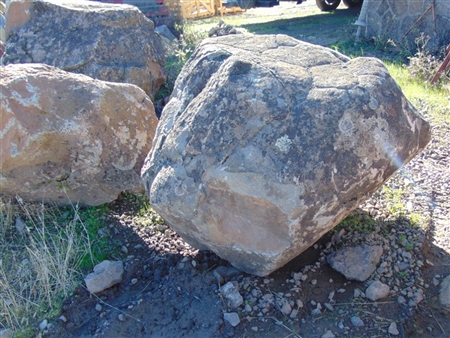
[3, 0, 166, 99]
[141, 34, 431, 276]
[327, 244, 383, 281]
[84, 260, 124, 294]
[1, 64, 158, 206]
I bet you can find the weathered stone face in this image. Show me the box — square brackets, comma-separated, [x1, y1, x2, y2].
[1, 63, 158, 206]
[141, 34, 431, 276]
[4, 0, 166, 99]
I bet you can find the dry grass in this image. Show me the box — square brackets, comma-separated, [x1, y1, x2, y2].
[0, 197, 94, 336]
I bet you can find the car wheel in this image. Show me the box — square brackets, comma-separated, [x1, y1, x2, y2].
[342, 0, 363, 8]
[315, 0, 341, 11]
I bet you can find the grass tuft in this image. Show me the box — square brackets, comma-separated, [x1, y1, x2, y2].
[0, 197, 112, 337]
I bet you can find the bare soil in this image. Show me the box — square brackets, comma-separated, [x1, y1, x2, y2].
[46, 3, 450, 338]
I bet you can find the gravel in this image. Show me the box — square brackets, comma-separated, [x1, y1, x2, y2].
[46, 107, 450, 338]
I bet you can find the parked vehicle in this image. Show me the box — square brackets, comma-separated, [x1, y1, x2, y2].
[314, 0, 363, 12]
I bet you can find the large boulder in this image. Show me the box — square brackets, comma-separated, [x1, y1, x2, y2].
[141, 34, 431, 276]
[3, 0, 166, 99]
[1, 63, 158, 206]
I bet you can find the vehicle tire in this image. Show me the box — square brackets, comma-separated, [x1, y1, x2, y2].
[315, 0, 341, 11]
[342, 0, 363, 8]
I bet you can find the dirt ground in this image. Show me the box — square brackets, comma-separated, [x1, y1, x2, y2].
[46, 2, 450, 338]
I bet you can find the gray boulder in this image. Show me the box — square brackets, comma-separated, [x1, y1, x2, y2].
[141, 34, 431, 276]
[327, 244, 383, 281]
[4, 0, 166, 99]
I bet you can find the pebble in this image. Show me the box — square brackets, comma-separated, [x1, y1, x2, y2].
[388, 322, 400, 335]
[290, 309, 298, 318]
[292, 272, 302, 280]
[220, 282, 243, 309]
[311, 279, 317, 285]
[365, 281, 390, 301]
[351, 316, 364, 327]
[311, 308, 321, 316]
[131, 278, 138, 285]
[322, 330, 336, 338]
[95, 303, 102, 312]
[281, 302, 292, 316]
[223, 312, 240, 327]
[39, 319, 48, 330]
[251, 326, 258, 332]
[118, 314, 126, 322]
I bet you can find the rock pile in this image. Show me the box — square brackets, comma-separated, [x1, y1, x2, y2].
[141, 33, 431, 276]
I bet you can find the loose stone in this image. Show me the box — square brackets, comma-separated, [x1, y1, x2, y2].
[351, 316, 364, 327]
[322, 330, 336, 338]
[365, 281, 390, 301]
[223, 312, 240, 327]
[388, 322, 400, 336]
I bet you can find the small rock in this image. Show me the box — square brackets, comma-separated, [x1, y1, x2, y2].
[328, 291, 335, 301]
[311, 308, 321, 316]
[251, 326, 258, 332]
[412, 289, 424, 305]
[311, 279, 317, 285]
[213, 266, 241, 284]
[95, 304, 102, 312]
[351, 316, 364, 327]
[220, 281, 243, 309]
[354, 289, 362, 298]
[388, 322, 400, 335]
[223, 312, 240, 327]
[131, 278, 138, 285]
[293, 272, 302, 280]
[322, 330, 336, 338]
[84, 260, 124, 294]
[439, 274, 450, 308]
[365, 281, 390, 301]
[15, 217, 28, 235]
[296, 299, 304, 308]
[290, 309, 298, 318]
[39, 319, 48, 330]
[281, 301, 292, 316]
[397, 295, 406, 304]
[327, 244, 383, 281]
[121, 246, 128, 254]
[58, 315, 67, 323]
[118, 314, 126, 322]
